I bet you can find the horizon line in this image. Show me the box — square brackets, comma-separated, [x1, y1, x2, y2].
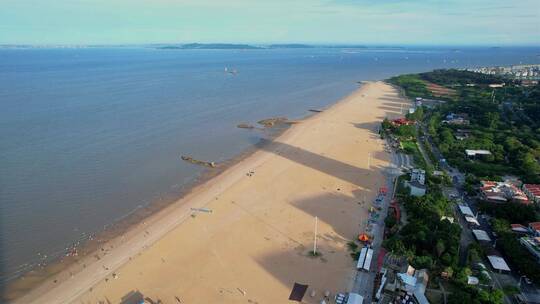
[1, 42, 540, 48]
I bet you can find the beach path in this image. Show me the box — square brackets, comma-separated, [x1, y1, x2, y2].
[13, 81, 410, 304]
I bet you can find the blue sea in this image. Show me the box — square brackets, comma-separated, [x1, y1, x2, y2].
[1, 46, 539, 283]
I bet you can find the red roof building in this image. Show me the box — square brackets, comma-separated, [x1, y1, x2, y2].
[529, 222, 540, 236]
[511, 224, 529, 233]
[391, 118, 414, 126]
[523, 184, 540, 204]
[480, 180, 530, 204]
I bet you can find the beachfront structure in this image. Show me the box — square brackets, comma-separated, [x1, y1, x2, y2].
[356, 246, 373, 272]
[523, 184, 540, 204]
[480, 180, 529, 204]
[410, 169, 426, 185]
[391, 118, 414, 126]
[487, 255, 511, 273]
[520, 237, 540, 263]
[465, 149, 492, 158]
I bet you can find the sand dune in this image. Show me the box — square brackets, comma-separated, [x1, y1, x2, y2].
[13, 81, 410, 304]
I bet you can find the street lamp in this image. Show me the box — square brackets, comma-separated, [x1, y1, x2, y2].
[518, 275, 526, 289]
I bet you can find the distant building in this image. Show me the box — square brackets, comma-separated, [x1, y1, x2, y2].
[523, 184, 540, 204]
[488, 83, 505, 88]
[521, 80, 539, 87]
[465, 150, 492, 158]
[480, 180, 529, 204]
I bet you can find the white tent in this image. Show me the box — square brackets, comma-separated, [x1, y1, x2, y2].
[472, 229, 491, 242]
[458, 205, 474, 217]
[487, 255, 511, 272]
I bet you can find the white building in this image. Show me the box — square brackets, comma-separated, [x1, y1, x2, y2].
[411, 169, 426, 185]
[408, 181, 426, 197]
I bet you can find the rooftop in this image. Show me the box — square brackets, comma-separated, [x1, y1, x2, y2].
[487, 255, 511, 272]
[466, 149, 492, 156]
[472, 229, 492, 242]
[529, 222, 540, 232]
[458, 205, 474, 217]
[511, 224, 528, 233]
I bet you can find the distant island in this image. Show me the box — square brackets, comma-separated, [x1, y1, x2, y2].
[155, 43, 407, 50]
[267, 44, 314, 49]
[157, 43, 262, 50]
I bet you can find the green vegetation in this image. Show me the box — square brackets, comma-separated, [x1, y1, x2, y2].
[383, 191, 460, 272]
[388, 74, 432, 98]
[388, 69, 540, 301]
[479, 202, 538, 225]
[390, 69, 540, 183]
[448, 287, 504, 304]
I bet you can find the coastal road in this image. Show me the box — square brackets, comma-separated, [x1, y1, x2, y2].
[352, 148, 402, 302]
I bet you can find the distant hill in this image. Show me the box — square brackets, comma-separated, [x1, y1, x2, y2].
[158, 43, 262, 50]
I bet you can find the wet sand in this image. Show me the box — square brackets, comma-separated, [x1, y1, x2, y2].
[12, 81, 410, 304]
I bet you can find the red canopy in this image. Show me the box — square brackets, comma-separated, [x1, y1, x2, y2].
[358, 233, 370, 242]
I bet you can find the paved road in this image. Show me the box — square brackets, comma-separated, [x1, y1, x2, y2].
[352, 147, 404, 303]
[419, 121, 517, 304]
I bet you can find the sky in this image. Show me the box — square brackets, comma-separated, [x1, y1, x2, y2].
[1, 0, 539, 45]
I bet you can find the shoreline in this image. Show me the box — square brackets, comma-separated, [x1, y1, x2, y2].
[1, 88, 348, 302]
[9, 81, 408, 304]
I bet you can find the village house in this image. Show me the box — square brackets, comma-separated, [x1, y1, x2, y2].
[480, 180, 529, 204]
[454, 129, 471, 141]
[523, 184, 540, 204]
[410, 169, 426, 185]
[465, 149, 492, 159]
[443, 113, 470, 125]
[520, 236, 540, 263]
[406, 168, 426, 197]
[529, 222, 540, 237]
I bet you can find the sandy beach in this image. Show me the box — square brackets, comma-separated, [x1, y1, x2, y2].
[11, 81, 410, 304]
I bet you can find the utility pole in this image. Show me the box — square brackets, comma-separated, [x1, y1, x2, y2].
[313, 216, 318, 255]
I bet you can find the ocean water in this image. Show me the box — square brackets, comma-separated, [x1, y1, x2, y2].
[1, 46, 539, 283]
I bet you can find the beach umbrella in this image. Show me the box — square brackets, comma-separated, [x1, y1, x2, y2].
[358, 233, 370, 242]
